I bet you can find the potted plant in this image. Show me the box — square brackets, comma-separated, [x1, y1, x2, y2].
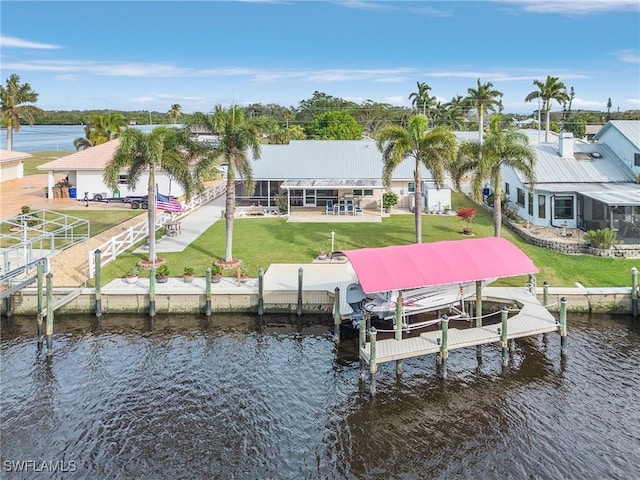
[210, 263, 223, 283]
[382, 191, 398, 213]
[125, 266, 139, 284]
[156, 264, 170, 283]
[457, 207, 477, 235]
[183, 266, 195, 283]
[237, 266, 249, 285]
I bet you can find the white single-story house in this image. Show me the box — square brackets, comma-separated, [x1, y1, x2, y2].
[501, 120, 640, 244]
[36, 139, 186, 200]
[239, 139, 453, 215]
[0, 149, 31, 182]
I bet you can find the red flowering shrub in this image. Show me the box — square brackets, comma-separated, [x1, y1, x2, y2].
[457, 207, 477, 228]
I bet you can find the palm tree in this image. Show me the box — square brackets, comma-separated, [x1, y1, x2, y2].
[0, 73, 44, 150]
[376, 115, 457, 243]
[525, 75, 570, 143]
[451, 116, 536, 237]
[408, 82, 435, 118]
[74, 113, 128, 150]
[188, 106, 261, 263]
[464, 78, 503, 145]
[103, 126, 211, 265]
[168, 103, 182, 124]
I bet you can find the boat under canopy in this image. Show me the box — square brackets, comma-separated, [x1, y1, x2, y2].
[342, 237, 539, 295]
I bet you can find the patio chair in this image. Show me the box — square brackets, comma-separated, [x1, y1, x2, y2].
[338, 202, 346, 215]
[325, 200, 334, 215]
[346, 200, 354, 215]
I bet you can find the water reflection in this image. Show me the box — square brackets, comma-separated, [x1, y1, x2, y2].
[1, 313, 639, 479]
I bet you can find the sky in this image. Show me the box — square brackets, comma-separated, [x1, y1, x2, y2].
[1, 0, 639, 116]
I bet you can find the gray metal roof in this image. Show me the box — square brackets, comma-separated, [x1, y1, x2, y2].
[517, 141, 636, 184]
[281, 179, 383, 189]
[537, 182, 640, 206]
[593, 120, 640, 150]
[248, 140, 436, 181]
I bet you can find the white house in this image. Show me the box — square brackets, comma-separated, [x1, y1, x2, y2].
[36, 139, 186, 200]
[593, 120, 640, 178]
[240, 139, 453, 215]
[0, 149, 31, 182]
[501, 121, 640, 244]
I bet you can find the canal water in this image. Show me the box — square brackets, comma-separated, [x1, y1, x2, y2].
[1, 313, 639, 479]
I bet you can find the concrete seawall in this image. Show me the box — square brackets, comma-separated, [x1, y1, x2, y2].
[3, 282, 638, 317]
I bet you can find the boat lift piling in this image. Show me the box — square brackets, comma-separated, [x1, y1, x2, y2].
[440, 316, 449, 379]
[205, 267, 212, 318]
[332, 287, 341, 342]
[296, 267, 303, 318]
[36, 264, 44, 349]
[369, 327, 377, 396]
[258, 267, 265, 316]
[560, 297, 567, 351]
[394, 292, 404, 376]
[631, 267, 638, 320]
[45, 272, 53, 356]
[149, 266, 156, 318]
[475, 280, 483, 362]
[500, 306, 509, 366]
[94, 249, 102, 318]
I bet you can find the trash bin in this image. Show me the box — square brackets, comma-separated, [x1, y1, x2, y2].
[69, 187, 77, 199]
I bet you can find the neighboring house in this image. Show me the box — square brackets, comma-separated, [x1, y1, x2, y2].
[0, 149, 31, 182]
[502, 121, 640, 244]
[36, 139, 185, 200]
[239, 139, 453, 215]
[585, 124, 604, 142]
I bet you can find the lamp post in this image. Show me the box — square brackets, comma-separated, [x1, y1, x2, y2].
[331, 231, 335, 254]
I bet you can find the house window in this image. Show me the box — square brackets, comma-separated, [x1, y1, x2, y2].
[408, 182, 415, 194]
[118, 174, 128, 185]
[554, 195, 574, 220]
[635, 153, 640, 167]
[528, 192, 534, 216]
[538, 195, 546, 218]
[504, 183, 510, 195]
[516, 188, 525, 207]
[353, 189, 373, 196]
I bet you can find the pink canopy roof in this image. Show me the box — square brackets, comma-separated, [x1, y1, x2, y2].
[343, 237, 538, 294]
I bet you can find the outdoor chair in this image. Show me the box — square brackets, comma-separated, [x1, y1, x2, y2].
[346, 200, 354, 215]
[326, 200, 334, 215]
[338, 202, 346, 215]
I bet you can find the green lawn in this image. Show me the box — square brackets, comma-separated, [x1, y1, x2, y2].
[99, 193, 639, 288]
[23, 151, 74, 176]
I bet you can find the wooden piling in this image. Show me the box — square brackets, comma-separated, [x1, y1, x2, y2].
[45, 272, 53, 356]
[149, 266, 156, 318]
[631, 267, 638, 320]
[475, 280, 483, 362]
[332, 287, 341, 342]
[359, 314, 367, 380]
[94, 249, 102, 318]
[543, 281, 549, 307]
[258, 267, 264, 316]
[205, 267, 212, 317]
[36, 264, 44, 348]
[440, 316, 449, 379]
[369, 327, 377, 396]
[560, 297, 567, 350]
[500, 306, 509, 366]
[296, 267, 303, 317]
[394, 291, 403, 376]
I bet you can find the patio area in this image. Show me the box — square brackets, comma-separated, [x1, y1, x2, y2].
[286, 206, 384, 223]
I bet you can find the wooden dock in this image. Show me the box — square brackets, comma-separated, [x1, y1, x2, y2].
[360, 286, 560, 365]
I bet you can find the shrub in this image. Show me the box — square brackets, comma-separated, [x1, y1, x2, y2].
[183, 266, 195, 275]
[382, 191, 398, 209]
[210, 264, 223, 276]
[585, 228, 617, 249]
[457, 207, 477, 228]
[127, 266, 139, 277]
[156, 264, 170, 276]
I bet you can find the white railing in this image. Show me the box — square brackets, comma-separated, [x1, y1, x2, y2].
[88, 184, 226, 277]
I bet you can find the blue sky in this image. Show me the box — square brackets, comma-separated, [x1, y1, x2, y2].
[1, 1, 639, 115]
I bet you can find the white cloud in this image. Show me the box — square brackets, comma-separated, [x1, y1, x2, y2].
[613, 49, 640, 64]
[494, 0, 639, 14]
[336, 1, 392, 11]
[571, 97, 609, 109]
[0, 35, 62, 49]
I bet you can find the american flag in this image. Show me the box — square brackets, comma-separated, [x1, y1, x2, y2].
[156, 193, 184, 212]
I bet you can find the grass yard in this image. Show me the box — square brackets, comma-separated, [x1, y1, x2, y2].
[23, 151, 73, 176]
[99, 193, 639, 288]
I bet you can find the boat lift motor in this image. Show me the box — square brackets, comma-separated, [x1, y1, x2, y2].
[346, 283, 367, 328]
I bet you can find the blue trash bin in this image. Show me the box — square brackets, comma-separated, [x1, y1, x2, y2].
[69, 187, 77, 199]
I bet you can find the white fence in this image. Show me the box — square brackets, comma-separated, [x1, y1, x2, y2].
[88, 184, 226, 277]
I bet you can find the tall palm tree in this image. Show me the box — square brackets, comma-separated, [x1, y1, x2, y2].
[0, 73, 44, 150]
[408, 82, 435, 118]
[104, 127, 210, 265]
[168, 103, 182, 124]
[524, 75, 570, 143]
[451, 116, 536, 237]
[376, 115, 457, 243]
[74, 112, 128, 150]
[464, 78, 503, 145]
[188, 106, 261, 263]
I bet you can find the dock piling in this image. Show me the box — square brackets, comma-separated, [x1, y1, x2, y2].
[205, 267, 212, 317]
[258, 267, 264, 316]
[369, 327, 377, 396]
[500, 306, 509, 366]
[296, 267, 303, 317]
[149, 266, 156, 318]
[440, 316, 449, 379]
[560, 297, 567, 351]
[359, 314, 367, 381]
[332, 287, 341, 342]
[631, 267, 638, 320]
[542, 281, 549, 307]
[94, 249, 102, 318]
[475, 280, 483, 362]
[36, 264, 44, 348]
[45, 272, 53, 356]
